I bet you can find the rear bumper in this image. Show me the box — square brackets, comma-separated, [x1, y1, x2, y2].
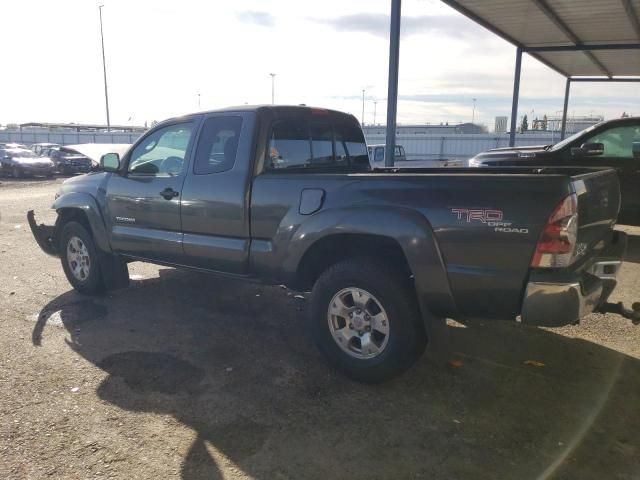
[521, 231, 627, 326]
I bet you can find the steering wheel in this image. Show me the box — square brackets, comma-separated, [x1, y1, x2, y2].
[161, 156, 183, 175]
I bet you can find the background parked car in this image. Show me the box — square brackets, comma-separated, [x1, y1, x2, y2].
[0, 146, 55, 178]
[40, 146, 93, 175]
[0, 142, 28, 149]
[31, 142, 60, 156]
[468, 116, 640, 225]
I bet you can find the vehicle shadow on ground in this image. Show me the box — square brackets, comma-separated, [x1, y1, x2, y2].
[32, 269, 640, 480]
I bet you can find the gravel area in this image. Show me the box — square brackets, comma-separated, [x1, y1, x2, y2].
[1, 178, 639, 479]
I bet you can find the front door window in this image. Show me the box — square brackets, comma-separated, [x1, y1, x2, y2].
[128, 122, 195, 176]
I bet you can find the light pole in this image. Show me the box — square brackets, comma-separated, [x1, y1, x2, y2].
[373, 101, 378, 125]
[197, 93, 201, 109]
[269, 73, 276, 104]
[361, 89, 365, 125]
[471, 98, 477, 125]
[98, 5, 111, 132]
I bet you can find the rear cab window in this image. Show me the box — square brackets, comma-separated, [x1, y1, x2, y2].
[266, 119, 369, 172]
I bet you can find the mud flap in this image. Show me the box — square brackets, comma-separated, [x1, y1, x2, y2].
[98, 250, 130, 291]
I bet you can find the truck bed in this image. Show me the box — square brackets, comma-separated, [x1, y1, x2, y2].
[251, 165, 620, 319]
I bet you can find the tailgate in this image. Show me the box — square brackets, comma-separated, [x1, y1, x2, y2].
[573, 168, 621, 258]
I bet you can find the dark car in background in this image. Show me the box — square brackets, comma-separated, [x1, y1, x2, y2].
[469, 117, 640, 225]
[0, 147, 55, 178]
[41, 146, 93, 175]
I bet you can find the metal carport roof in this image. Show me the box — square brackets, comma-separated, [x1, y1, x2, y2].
[441, 0, 640, 78]
[381, 0, 640, 164]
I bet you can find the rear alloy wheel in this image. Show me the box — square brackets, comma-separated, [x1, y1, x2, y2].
[327, 287, 390, 359]
[311, 257, 426, 383]
[59, 221, 104, 294]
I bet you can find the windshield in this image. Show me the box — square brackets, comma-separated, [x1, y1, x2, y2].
[60, 149, 84, 156]
[550, 123, 600, 151]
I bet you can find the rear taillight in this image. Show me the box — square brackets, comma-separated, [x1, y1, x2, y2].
[530, 194, 578, 268]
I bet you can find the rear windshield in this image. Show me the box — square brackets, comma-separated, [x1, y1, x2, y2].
[266, 120, 370, 172]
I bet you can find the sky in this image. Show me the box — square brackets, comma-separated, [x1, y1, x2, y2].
[1, 0, 638, 131]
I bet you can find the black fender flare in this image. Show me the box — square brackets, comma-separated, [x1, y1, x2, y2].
[282, 206, 457, 319]
[53, 192, 112, 253]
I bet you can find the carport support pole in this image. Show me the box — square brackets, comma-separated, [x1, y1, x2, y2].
[384, 0, 401, 167]
[560, 78, 571, 140]
[509, 47, 522, 147]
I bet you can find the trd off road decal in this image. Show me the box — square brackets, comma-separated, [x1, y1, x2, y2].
[451, 208, 528, 234]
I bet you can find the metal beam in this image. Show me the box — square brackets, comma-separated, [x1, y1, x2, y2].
[525, 43, 640, 52]
[569, 76, 640, 82]
[384, 0, 401, 167]
[509, 47, 523, 147]
[530, 0, 612, 77]
[560, 78, 571, 140]
[621, 0, 640, 39]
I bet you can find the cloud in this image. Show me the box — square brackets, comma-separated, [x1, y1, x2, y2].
[310, 13, 486, 39]
[236, 11, 275, 27]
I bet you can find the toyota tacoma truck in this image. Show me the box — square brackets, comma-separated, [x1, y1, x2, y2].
[29, 105, 631, 382]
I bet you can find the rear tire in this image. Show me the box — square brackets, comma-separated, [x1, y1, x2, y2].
[310, 257, 427, 383]
[59, 221, 104, 295]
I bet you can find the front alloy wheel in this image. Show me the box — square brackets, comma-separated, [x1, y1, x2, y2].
[66, 236, 91, 282]
[59, 221, 104, 294]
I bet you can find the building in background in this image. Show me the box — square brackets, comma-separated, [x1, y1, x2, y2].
[362, 121, 488, 136]
[544, 115, 603, 135]
[362, 124, 460, 135]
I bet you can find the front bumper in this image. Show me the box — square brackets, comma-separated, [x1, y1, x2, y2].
[19, 164, 55, 176]
[27, 210, 58, 257]
[521, 231, 627, 326]
[58, 162, 92, 173]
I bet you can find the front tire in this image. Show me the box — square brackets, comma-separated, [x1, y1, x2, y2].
[59, 221, 104, 294]
[310, 258, 427, 383]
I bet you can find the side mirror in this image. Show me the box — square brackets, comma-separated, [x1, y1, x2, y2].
[633, 142, 640, 160]
[571, 142, 604, 157]
[100, 152, 121, 172]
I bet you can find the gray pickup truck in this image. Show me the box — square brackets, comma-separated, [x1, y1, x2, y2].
[29, 105, 632, 382]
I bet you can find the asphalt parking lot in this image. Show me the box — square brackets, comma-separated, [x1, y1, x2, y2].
[1, 178, 639, 480]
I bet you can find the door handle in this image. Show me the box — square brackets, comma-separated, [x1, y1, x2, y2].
[160, 187, 179, 200]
